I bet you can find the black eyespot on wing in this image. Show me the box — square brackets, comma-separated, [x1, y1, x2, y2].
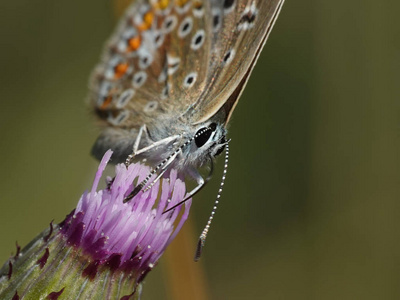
[239, 13, 256, 25]
[183, 22, 190, 32]
[223, 0, 235, 9]
[136, 76, 143, 84]
[186, 76, 194, 84]
[194, 34, 203, 45]
[191, 30, 205, 50]
[223, 51, 231, 62]
[209, 123, 217, 131]
[213, 14, 220, 28]
[166, 20, 173, 29]
[195, 127, 212, 148]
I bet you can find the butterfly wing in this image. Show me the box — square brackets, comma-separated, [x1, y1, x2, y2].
[186, 0, 285, 125]
[90, 0, 214, 161]
[90, 0, 284, 162]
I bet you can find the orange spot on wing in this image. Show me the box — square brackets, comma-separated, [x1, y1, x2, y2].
[100, 96, 113, 110]
[193, 1, 203, 9]
[114, 63, 129, 79]
[138, 11, 154, 31]
[175, 0, 189, 7]
[128, 36, 141, 51]
[157, 0, 170, 10]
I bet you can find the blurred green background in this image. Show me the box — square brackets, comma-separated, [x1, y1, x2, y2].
[1, 0, 399, 299]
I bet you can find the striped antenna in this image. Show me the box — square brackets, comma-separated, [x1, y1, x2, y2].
[194, 142, 229, 261]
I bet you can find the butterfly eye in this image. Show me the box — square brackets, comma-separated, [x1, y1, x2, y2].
[194, 123, 217, 148]
[195, 128, 212, 148]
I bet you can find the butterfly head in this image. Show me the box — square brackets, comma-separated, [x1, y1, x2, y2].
[191, 122, 227, 161]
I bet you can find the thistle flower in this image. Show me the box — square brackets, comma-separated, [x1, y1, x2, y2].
[0, 150, 191, 299]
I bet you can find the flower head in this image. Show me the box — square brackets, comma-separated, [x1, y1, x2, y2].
[62, 150, 192, 280]
[0, 150, 191, 299]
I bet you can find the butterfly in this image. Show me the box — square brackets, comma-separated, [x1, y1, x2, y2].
[89, 0, 285, 258]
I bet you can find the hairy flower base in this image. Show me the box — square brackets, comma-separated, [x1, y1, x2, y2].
[0, 225, 140, 299]
[0, 150, 191, 299]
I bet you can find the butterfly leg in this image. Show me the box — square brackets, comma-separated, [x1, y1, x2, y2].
[123, 135, 182, 202]
[163, 159, 214, 213]
[125, 124, 152, 166]
[126, 126, 181, 166]
[186, 167, 207, 197]
[142, 150, 180, 192]
[134, 134, 180, 156]
[124, 151, 180, 203]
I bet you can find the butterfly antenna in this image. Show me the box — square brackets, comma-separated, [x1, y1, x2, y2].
[194, 142, 229, 261]
[123, 137, 195, 203]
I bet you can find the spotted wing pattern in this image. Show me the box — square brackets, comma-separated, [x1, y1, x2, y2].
[89, 0, 284, 160]
[186, 0, 285, 124]
[90, 0, 213, 129]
